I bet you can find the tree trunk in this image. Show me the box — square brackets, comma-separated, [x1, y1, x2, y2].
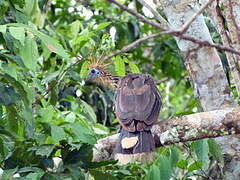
[154, 0, 240, 179]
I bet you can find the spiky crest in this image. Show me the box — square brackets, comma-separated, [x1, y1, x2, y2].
[87, 55, 120, 90]
[88, 54, 110, 72]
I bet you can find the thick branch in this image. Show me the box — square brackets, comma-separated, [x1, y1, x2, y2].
[93, 107, 240, 161]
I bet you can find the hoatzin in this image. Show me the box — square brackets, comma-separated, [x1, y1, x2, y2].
[86, 60, 161, 164]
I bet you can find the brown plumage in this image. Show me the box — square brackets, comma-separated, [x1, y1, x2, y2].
[86, 65, 161, 164]
[116, 74, 161, 132]
[114, 74, 161, 164]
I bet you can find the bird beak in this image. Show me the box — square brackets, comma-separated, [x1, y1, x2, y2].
[85, 73, 94, 84]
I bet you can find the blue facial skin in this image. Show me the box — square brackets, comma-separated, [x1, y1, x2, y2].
[86, 68, 101, 82]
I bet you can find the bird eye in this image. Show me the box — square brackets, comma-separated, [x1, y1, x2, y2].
[91, 69, 95, 73]
[96, 71, 100, 75]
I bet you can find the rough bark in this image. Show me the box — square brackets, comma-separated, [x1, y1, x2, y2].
[153, 0, 240, 179]
[202, 0, 240, 96]
[93, 107, 240, 161]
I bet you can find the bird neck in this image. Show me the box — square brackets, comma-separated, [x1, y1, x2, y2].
[99, 71, 121, 90]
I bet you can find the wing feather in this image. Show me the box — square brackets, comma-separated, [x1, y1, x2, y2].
[116, 74, 161, 132]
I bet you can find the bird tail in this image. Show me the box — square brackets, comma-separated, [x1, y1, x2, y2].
[115, 128, 155, 164]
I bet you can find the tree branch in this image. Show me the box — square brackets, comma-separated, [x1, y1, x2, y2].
[105, 0, 240, 57]
[137, 0, 168, 26]
[102, 32, 162, 61]
[93, 107, 240, 161]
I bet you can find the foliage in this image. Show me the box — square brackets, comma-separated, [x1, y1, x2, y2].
[0, 0, 224, 179]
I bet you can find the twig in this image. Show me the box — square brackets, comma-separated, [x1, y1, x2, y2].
[137, 0, 168, 26]
[102, 33, 163, 61]
[106, 0, 169, 31]
[179, 0, 215, 34]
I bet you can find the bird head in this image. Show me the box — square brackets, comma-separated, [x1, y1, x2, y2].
[86, 67, 103, 82]
[85, 57, 108, 84]
[85, 57, 118, 89]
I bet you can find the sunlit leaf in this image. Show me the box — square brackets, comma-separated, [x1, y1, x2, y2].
[188, 161, 202, 172]
[177, 159, 188, 169]
[129, 61, 140, 73]
[9, 26, 25, 45]
[70, 20, 81, 38]
[114, 56, 125, 76]
[19, 34, 38, 71]
[0, 25, 6, 34]
[94, 22, 112, 31]
[51, 124, 66, 143]
[80, 61, 89, 79]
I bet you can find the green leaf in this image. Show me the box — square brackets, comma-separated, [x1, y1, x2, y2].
[170, 147, 179, 166]
[26, 172, 44, 180]
[191, 139, 210, 170]
[19, 34, 38, 71]
[90, 169, 118, 180]
[70, 122, 96, 144]
[129, 61, 140, 73]
[42, 71, 60, 84]
[93, 123, 109, 135]
[31, 0, 45, 28]
[0, 73, 29, 107]
[70, 20, 81, 38]
[94, 22, 112, 31]
[208, 139, 224, 166]
[0, 83, 20, 105]
[35, 145, 55, 157]
[81, 100, 97, 123]
[188, 161, 202, 172]
[159, 155, 173, 180]
[9, 26, 25, 45]
[114, 56, 125, 76]
[7, 23, 70, 60]
[0, 25, 6, 33]
[5, 106, 19, 134]
[35, 31, 69, 60]
[80, 61, 89, 79]
[65, 112, 76, 123]
[2, 168, 18, 180]
[176, 159, 188, 169]
[39, 106, 55, 122]
[147, 164, 160, 180]
[21, 107, 35, 138]
[51, 124, 66, 143]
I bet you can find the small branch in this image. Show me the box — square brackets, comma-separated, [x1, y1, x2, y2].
[179, 0, 215, 34]
[103, 33, 162, 61]
[137, 0, 168, 26]
[106, 0, 168, 31]
[93, 107, 240, 161]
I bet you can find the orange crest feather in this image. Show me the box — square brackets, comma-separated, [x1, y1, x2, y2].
[88, 55, 111, 72]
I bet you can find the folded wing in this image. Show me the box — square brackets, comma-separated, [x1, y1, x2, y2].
[116, 74, 161, 132]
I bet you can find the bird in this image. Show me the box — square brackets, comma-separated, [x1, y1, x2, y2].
[86, 59, 161, 164]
